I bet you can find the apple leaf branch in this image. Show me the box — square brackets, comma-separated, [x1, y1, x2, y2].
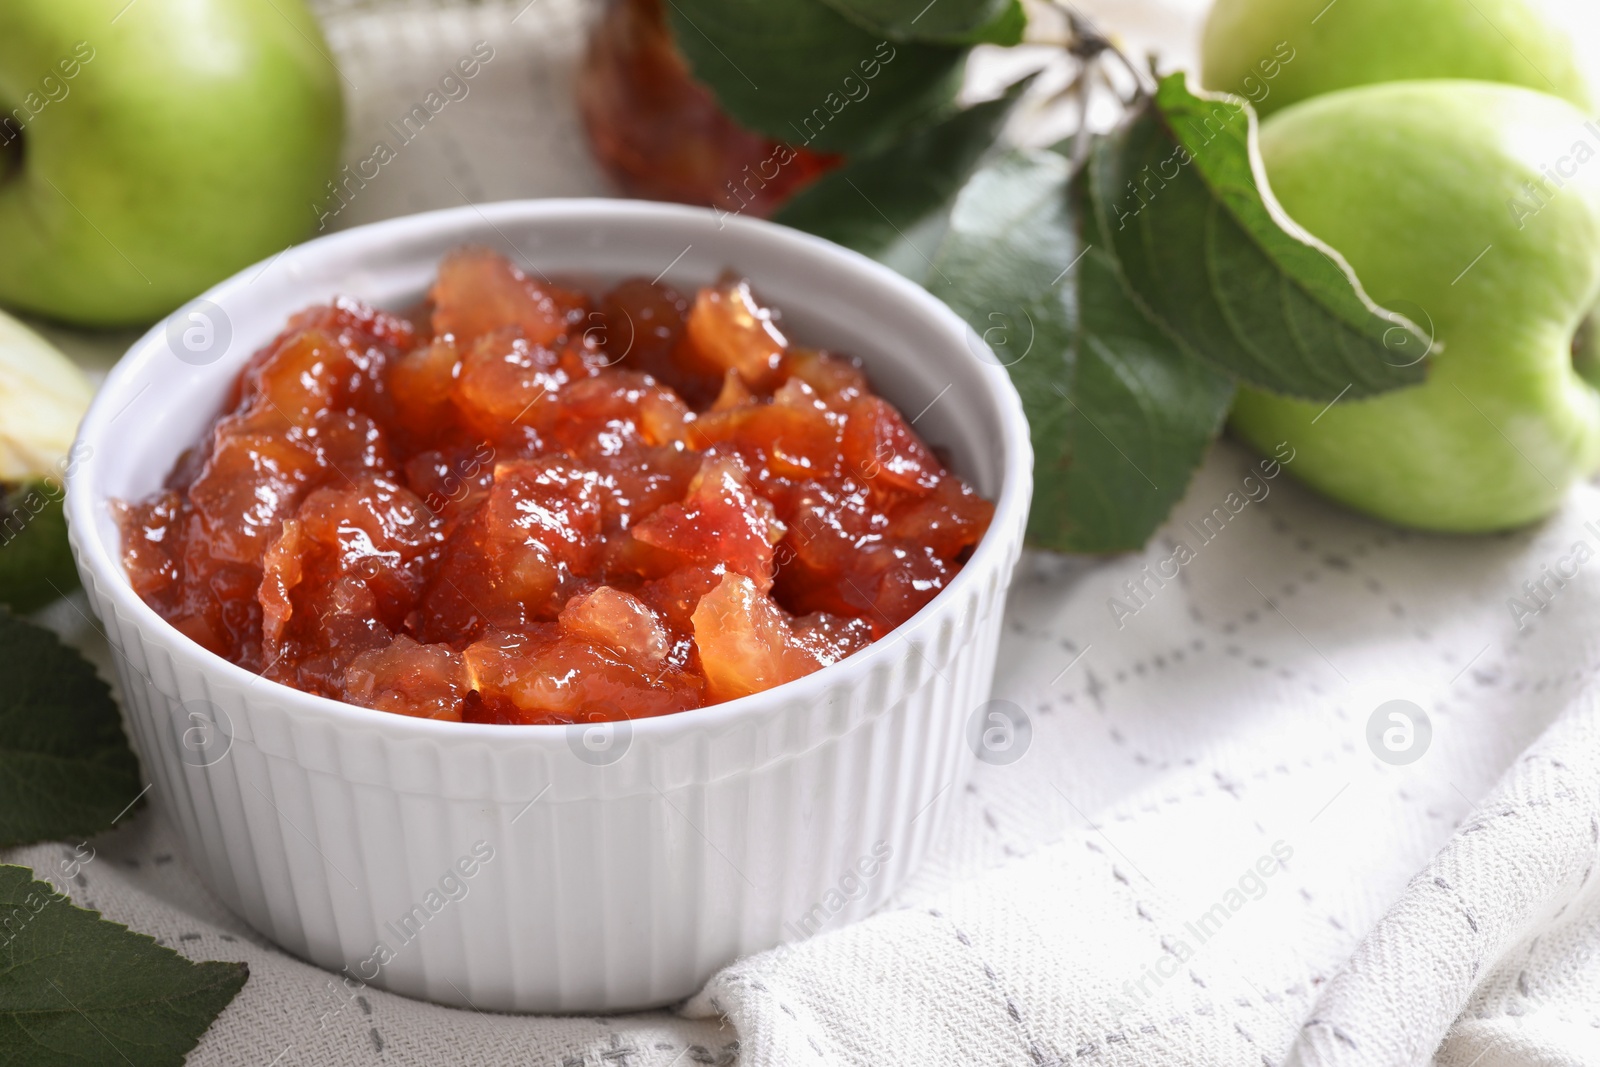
[0, 865, 248, 1067]
[0, 610, 247, 1064]
[669, 0, 1434, 552]
[0, 609, 143, 847]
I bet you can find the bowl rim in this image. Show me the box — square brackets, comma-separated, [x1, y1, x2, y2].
[66, 197, 1032, 747]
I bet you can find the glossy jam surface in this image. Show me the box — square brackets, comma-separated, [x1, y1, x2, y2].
[117, 249, 993, 724]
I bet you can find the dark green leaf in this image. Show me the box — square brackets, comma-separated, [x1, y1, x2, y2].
[0, 611, 143, 848]
[1090, 72, 1433, 400]
[815, 0, 1026, 44]
[665, 0, 966, 153]
[772, 80, 1031, 275]
[0, 866, 247, 1066]
[0, 484, 80, 614]
[925, 149, 1234, 552]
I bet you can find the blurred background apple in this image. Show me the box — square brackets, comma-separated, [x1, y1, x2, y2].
[1201, 0, 1594, 116]
[0, 0, 344, 327]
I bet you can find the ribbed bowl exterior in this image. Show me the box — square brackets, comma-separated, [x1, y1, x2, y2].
[78, 529, 1015, 1011]
[66, 200, 1032, 1013]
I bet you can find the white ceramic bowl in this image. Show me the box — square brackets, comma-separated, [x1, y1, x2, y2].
[65, 199, 1032, 1013]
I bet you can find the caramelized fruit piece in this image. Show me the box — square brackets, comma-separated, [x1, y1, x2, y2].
[281, 297, 417, 356]
[710, 369, 754, 412]
[691, 378, 843, 481]
[389, 337, 462, 443]
[632, 455, 784, 590]
[861, 546, 957, 634]
[886, 477, 995, 561]
[775, 479, 879, 577]
[259, 476, 443, 691]
[692, 572, 839, 703]
[228, 299, 410, 418]
[238, 329, 358, 430]
[791, 611, 873, 664]
[260, 514, 387, 689]
[404, 440, 498, 528]
[598, 279, 690, 374]
[171, 518, 265, 670]
[188, 425, 322, 564]
[464, 627, 699, 723]
[777, 529, 959, 636]
[559, 586, 670, 668]
[550, 370, 692, 453]
[302, 411, 397, 483]
[418, 457, 603, 643]
[781, 348, 867, 403]
[288, 476, 442, 621]
[113, 491, 183, 603]
[431, 247, 588, 348]
[343, 636, 469, 721]
[681, 278, 786, 389]
[486, 458, 604, 578]
[639, 563, 724, 635]
[585, 442, 700, 535]
[840, 394, 942, 495]
[453, 329, 567, 439]
[187, 408, 400, 568]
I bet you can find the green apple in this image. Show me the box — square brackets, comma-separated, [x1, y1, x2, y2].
[1230, 81, 1600, 532]
[0, 0, 343, 327]
[1201, 0, 1593, 117]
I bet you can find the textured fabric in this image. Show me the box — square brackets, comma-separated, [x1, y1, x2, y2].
[14, 1, 1600, 1064]
[686, 443, 1600, 1067]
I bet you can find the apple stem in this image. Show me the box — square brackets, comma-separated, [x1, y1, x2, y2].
[1071, 69, 1093, 170]
[1049, 3, 1153, 100]
[1026, 2, 1155, 173]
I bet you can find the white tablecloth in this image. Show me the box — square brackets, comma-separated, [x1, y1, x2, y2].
[15, 2, 1600, 1064]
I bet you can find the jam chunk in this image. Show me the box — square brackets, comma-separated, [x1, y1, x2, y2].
[692, 572, 866, 703]
[681, 277, 786, 389]
[559, 586, 671, 668]
[464, 626, 701, 724]
[632, 455, 784, 590]
[260, 475, 443, 693]
[343, 636, 469, 721]
[419, 457, 602, 644]
[431, 247, 588, 348]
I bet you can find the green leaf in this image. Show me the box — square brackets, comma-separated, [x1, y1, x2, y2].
[926, 150, 1234, 552]
[0, 866, 247, 1066]
[665, 0, 967, 153]
[1090, 72, 1433, 400]
[0, 485, 80, 614]
[815, 0, 1026, 45]
[772, 80, 1031, 275]
[0, 611, 143, 848]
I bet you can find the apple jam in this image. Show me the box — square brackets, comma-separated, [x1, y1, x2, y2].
[577, 0, 839, 215]
[116, 249, 993, 724]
